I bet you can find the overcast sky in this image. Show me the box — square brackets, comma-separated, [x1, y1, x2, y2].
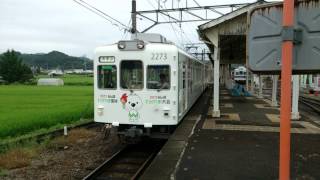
[0, 0, 271, 58]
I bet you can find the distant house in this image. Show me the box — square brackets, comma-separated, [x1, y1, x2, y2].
[73, 69, 85, 74]
[84, 70, 93, 74]
[65, 69, 93, 75]
[0, 76, 4, 84]
[37, 78, 64, 86]
[48, 70, 63, 77]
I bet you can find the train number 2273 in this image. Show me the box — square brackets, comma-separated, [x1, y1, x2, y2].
[151, 53, 167, 60]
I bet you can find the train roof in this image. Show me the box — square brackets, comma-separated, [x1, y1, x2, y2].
[95, 33, 207, 65]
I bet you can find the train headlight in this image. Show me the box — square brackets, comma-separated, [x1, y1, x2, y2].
[118, 41, 126, 49]
[137, 41, 145, 49]
[97, 105, 104, 116]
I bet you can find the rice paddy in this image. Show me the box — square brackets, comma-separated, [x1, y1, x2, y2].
[0, 85, 93, 139]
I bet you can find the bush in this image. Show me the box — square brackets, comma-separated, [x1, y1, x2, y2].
[0, 50, 33, 84]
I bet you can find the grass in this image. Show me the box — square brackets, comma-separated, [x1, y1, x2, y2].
[48, 128, 96, 150]
[36, 74, 93, 86]
[0, 128, 95, 172]
[0, 148, 36, 169]
[0, 85, 93, 140]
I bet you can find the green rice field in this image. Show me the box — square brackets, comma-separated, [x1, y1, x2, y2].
[0, 85, 93, 140]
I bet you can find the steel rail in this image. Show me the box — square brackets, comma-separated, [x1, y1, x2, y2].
[83, 140, 165, 180]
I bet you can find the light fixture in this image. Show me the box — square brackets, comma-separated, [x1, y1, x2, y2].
[137, 40, 145, 49]
[118, 41, 126, 49]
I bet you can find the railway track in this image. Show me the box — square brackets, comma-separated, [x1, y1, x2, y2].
[300, 96, 320, 114]
[263, 89, 320, 114]
[83, 139, 166, 180]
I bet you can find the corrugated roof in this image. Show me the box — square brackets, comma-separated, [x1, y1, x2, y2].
[198, 1, 267, 31]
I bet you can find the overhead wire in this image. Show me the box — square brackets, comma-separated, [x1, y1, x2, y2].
[145, 0, 183, 47]
[164, 1, 194, 47]
[156, 0, 192, 48]
[72, 0, 130, 32]
[122, 19, 132, 39]
[78, 0, 129, 28]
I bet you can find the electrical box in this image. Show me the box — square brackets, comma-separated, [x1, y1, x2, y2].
[248, 1, 320, 74]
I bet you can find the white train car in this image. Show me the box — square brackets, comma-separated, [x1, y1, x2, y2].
[94, 34, 211, 138]
[233, 66, 247, 85]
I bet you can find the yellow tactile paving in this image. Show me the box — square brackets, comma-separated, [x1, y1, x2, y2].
[220, 113, 240, 121]
[221, 96, 231, 100]
[221, 103, 233, 108]
[202, 118, 216, 129]
[265, 114, 280, 123]
[254, 104, 272, 109]
[245, 97, 254, 100]
[208, 122, 320, 134]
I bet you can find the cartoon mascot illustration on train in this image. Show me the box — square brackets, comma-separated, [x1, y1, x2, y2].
[120, 93, 143, 122]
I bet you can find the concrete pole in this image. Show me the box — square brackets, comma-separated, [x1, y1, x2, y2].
[226, 64, 231, 89]
[220, 65, 224, 86]
[272, 75, 279, 107]
[291, 75, 300, 120]
[250, 73, 255, 94]
[258, 75, 263, 99]
[131, 0, 137, 33]
[212, 47, 220, 117]
[246, 68, 249, 91]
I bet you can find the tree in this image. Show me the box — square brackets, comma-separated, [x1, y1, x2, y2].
[0, 50, 33, 84]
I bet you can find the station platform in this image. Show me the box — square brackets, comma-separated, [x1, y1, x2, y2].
[141, 88, 320, 180]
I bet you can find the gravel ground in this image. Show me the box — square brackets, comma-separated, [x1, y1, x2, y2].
[1, 125, 122, 180]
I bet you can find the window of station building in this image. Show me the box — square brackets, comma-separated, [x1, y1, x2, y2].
[147, 65, 170, 90]
[98, 65, 117, 89]
[120, 60, 143, 89]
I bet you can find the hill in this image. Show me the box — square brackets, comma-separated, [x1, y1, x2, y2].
[8, 51, 93, 70]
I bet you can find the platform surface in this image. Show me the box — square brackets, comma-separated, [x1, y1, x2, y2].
[141, 88, 320, 180]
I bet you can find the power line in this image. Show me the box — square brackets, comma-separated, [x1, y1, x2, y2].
[157, 0, 185, 47]
[146, 0, 157, 9]
[122, 19, 132, 39]
[78, 0, 129, 29]
[161, 1, 193, 46]
[191, 0, 224, 15]
[72, 0, 130, 32]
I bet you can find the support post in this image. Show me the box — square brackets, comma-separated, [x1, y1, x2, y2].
[272, 75, 279, 107]
[291, 75, 300, 119]
[258, 75, 263, 99]
[279, 0, 294, 179]
[246, 68, 249, 91]
[250, 73, 255, 94]
[212, 47, 220, 117]
[131, 0, 137, 33]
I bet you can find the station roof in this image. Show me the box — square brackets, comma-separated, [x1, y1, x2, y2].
[197, 1, 269, 64]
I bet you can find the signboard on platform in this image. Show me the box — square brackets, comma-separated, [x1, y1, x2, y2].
[247, 1, 320, 74]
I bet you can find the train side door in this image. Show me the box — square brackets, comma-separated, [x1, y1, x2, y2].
[184, 61, 188, 111]
[179, 60, 188, 116]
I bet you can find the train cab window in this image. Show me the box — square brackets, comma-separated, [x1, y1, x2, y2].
[120, 60, 143, 89]
[98, 65, 117, 89]
[147, 65, 170, 90]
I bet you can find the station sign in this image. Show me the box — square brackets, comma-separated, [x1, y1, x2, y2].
[247, 1, 320, 74]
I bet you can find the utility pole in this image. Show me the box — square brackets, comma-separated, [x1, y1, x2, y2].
[131, 0, 137, 33]
[279, 0, 294, 179]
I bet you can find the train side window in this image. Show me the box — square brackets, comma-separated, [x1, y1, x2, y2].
[120, 60, 143, 89]
[98, 65, 117, 89]
[147, 65, 170, 90]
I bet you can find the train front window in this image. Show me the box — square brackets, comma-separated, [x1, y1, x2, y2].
[98, 65, 117, 89]
[147, 65, 170, 90]
[120, 60, 143, 89]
